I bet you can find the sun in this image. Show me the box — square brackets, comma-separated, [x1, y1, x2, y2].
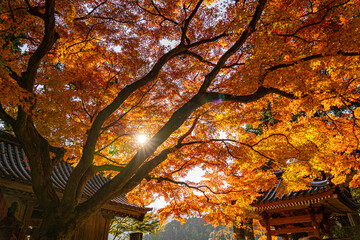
[136, 134, 148, 144]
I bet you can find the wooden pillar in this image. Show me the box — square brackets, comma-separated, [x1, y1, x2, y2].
[264, 214, 272, 240]
[103, 217, 111, 240]
[17, 201, 35, 240]
[100, 209, 116, 240]
[308, 208, 320, 238]
[130, 232, 143, 240]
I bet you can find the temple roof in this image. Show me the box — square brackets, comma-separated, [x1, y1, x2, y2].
[0, 141, 147, 214]
[253, 171, 359, 213]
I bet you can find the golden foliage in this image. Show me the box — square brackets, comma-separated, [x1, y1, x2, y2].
[1, 0, 360, 233]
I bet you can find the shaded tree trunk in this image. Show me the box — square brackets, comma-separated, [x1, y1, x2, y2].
[35, 219, 73, 240]
[33, 209, 80, 240]
[234, 219, 255, 240]
[130, 232, 143, 240]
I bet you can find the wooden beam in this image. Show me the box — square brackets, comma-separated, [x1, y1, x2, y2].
[269, 214, 323, 226]
[0, 179, 33, 193]
[271, 226, 315, 235]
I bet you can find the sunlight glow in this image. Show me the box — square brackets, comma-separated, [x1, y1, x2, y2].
[136, 134, 148, 144]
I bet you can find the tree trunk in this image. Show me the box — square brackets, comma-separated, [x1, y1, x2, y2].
[130, 232, 143, 240]
[234, 218, 255, 240]
[33, 211, 78, 240]
[35, 222, 74, 240]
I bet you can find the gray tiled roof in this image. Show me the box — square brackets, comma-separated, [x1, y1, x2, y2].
[258, 178, 332, 204]
[0, 141, 142, 210]
[253, 171, 359, 211]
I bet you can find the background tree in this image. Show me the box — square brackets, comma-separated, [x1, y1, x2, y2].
[144, 217, 233, 240]
[110, 213, 162, 240]
[1, 0, 360, 239]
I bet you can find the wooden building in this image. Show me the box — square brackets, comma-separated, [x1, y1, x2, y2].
[252, 172, 359, 239]
[0, 140, 150, 240]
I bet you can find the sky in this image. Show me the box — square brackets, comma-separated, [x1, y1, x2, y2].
[148, 166, 206, 209]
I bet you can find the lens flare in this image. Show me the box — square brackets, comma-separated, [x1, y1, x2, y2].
[136, 134, 148, 144]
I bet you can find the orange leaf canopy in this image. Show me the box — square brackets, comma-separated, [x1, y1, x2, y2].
[1, 0, 360, 227]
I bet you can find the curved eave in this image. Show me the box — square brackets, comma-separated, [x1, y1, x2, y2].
[102, 201, 151, 221]
[335, 187, 360, 212]
[252, 188, 336, 212]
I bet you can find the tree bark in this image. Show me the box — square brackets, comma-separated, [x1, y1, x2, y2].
[34, 214, 72, 240]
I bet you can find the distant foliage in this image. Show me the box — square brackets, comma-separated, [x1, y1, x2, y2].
[330, 215, 360, 239]
[110, 214, 162, 240]
[144, 217, 234, 240]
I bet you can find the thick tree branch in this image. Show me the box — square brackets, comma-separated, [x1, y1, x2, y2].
[5, 65, 21, 83]
[183, 50, 244, 68]
[205, 86, 295, 103]
[0, 104, 16, 126]
[48, 145, 66, 166]
[187, 31, 228, 49]
[13, 113, 60, 209]
[181, 0, 204, 44]
[150, 0, 178, 26]
[260, 51, 360, 84]
[136, 0, 178, 26]
[76, 147, 172, 218]
[74, 79, 292, 219]
[199, 0, 267, 92]
[278, 0, 349, 38]
[77, 85, 291, 214]
[0, 127, 66, 165]
[0, 130, 18, 145]
[24, 0, 45, 20]
[91, 164, 125, 172]
[72, 0, 269, 216]
[75, 93, 203, 214]
[75, 167, 96, 204]
[10, 0, 61, 209]
[20, 0, 59, 91]
[62, 44, 187, 208]
[76, 82, 292, 215]
[177, 117, 199, 145]
[65, 24, 233, 208]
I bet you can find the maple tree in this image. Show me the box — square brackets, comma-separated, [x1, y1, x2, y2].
[1, 0, 360, 239]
